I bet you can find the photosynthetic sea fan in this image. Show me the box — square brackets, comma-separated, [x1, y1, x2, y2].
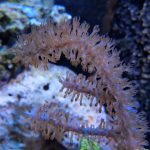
[10, 18, 148, 150]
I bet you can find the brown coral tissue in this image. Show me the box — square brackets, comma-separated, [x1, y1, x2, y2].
[10, 18, 149, 150]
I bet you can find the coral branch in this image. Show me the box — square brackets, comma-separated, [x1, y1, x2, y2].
[29, 102, 118, 139]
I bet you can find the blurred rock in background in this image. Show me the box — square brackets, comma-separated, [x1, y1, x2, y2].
[110, 0, 150, 148]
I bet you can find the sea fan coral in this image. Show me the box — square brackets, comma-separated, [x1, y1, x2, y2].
[10, 18, 148, 150]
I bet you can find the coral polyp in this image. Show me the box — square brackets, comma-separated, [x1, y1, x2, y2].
[10, 18, 148, 150]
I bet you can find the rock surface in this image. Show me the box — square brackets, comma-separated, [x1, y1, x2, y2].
[0, 64, 108, 149]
